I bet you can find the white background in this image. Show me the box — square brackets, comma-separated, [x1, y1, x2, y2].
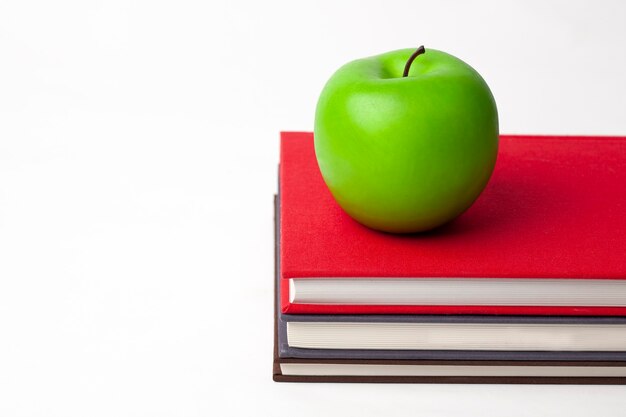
[1, 1, 625, 416]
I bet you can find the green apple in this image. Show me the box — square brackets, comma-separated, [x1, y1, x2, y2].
[314, 46, 499, 233]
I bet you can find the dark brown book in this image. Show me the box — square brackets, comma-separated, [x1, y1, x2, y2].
[273, 357, 626, 384]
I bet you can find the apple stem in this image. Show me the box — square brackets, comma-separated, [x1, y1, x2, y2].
[402, 45, 426, 77]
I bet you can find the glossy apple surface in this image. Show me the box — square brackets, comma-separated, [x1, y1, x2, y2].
[314, 47, 499, 233]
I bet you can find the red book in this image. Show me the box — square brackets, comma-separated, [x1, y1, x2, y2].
[279, 132, 626, 315]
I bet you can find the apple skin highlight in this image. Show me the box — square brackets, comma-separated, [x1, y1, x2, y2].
[314, 47, 499, 233]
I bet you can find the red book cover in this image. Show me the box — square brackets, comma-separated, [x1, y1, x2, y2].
[279, 132, 626, 315]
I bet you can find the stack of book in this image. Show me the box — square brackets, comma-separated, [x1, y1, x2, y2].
[273, 132, 626, 384]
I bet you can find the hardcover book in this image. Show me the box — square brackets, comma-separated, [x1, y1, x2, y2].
[273, 356, 626, 384]
[279, 132, 626, 315]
